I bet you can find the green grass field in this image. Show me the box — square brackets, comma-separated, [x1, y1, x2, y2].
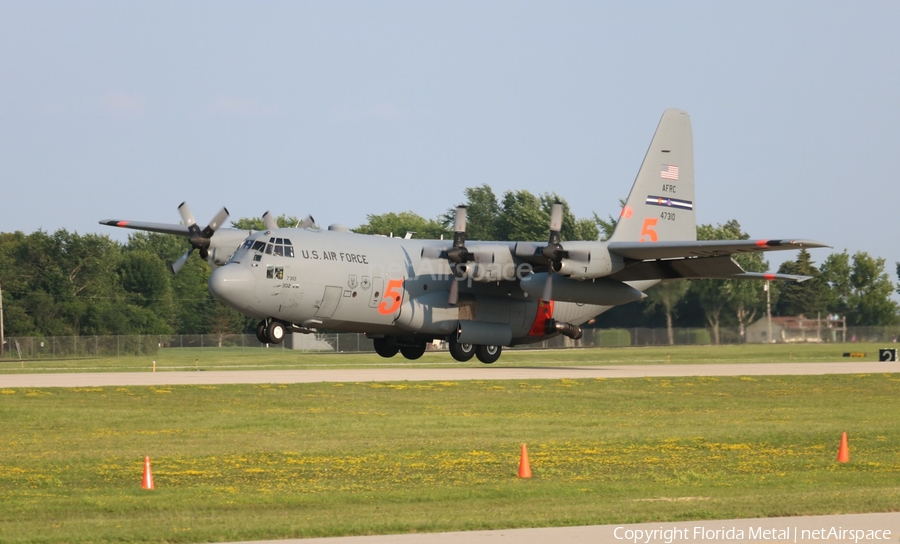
[0, 342, 890, 373]
[2, 371, 900, 543]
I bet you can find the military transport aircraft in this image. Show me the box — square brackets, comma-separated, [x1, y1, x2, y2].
[101, 109, 827, 364]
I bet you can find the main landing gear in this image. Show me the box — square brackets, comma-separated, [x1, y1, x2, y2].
[448, 338, 502, 364]
[371, 336, 503, 364]
[373, 337, 427, 360]
[448, 338, 475, 362]
[256, 319, 286, 344]
[475, 344, 502, 364]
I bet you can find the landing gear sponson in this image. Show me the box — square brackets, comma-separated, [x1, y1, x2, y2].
[257, 323, 504, 364]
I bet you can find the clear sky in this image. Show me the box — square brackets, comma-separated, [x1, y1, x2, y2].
[2, 1, 898, 277]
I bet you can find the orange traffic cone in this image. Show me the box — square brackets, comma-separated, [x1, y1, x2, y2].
[518, 443, 532, 478]
[837, 432, 849, 463]
[142, 456, 155, 489]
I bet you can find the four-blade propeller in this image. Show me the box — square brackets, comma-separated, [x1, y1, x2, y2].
[170, 202, 230, 274]
[261, 212, 316, 231]
[445, 206, 473, 305]
[538, 202, 566, 301]
[534, 201, 590, 301]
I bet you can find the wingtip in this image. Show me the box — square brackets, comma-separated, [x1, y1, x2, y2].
[792, 239, 831, 249]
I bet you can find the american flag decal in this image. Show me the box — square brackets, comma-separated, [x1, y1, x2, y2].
[660, 164, 679, 180]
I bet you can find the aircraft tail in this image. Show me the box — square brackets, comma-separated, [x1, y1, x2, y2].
[608, 109, 696, 243]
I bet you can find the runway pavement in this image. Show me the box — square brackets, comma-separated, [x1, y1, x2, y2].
[230, 512, 900, 544]
[3, 361, 900, 388]
[6, 361, 900, 543]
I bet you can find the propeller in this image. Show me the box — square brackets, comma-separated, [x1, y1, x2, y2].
[446, 206, 473, 305]
[262, 211, 278, 231]
[533, 201, 591, 300]
[538, 202, 566, 301]
[261, 212, 315, 230]
[170, 202, 230, 274]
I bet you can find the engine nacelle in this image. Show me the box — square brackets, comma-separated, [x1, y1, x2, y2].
[552, 241, 624, 280]
[454, 244, 522, 282]
[520, 274, 644, 306]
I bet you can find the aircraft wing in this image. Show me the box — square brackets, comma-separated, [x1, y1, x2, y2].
[606, 239, 829, 261]
[608, 255, 811, 282]
[99, 220, 191, 237]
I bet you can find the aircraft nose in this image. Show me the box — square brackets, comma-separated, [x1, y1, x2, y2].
[208, 265, 255, 311]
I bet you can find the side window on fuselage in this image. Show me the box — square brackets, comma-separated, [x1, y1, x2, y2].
[266, 265, 284, 280]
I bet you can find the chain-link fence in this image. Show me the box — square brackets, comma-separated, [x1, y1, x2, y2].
[2, 325, 899, 361]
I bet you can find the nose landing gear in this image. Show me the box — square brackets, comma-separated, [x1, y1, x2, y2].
[256, 319, 287, 344]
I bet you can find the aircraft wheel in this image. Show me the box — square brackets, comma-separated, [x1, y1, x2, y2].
[256, 321, 268, 344]
[267, 321, 286, 344]
[475, 345, 502, 364]
[373, 337, 399, 358]
[448, 339, 475, 362]
[400, 343, 427, 360]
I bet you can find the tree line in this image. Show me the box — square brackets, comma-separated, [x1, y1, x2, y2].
[1, 184, 897, 339]
[0, 230, 244, 337]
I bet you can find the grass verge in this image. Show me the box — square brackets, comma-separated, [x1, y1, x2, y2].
[1, 373, 899, 542]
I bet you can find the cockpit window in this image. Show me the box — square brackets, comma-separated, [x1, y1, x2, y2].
[249, 236, 295, 258]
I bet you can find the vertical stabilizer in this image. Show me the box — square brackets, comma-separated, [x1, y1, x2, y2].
[609, 109, 696, 243]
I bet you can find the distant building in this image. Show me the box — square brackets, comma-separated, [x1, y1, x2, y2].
[746, 314, 846, 343]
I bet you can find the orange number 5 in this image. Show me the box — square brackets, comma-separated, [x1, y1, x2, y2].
[640, 218, 658, 242]
[377, 279, 404, 315]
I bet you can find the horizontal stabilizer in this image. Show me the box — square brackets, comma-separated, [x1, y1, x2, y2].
[732, 272, 812, 282]
[607, 239, 829, 261]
